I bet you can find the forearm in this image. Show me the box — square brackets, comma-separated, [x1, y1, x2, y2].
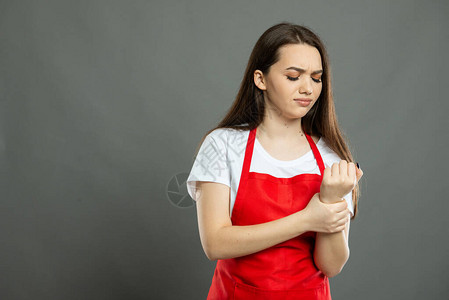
[313, 194, 351, 277]
[313, 225, 350, 277]
[202, 210, 309, 260]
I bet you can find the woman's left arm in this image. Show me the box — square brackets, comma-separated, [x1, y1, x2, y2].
[313, 198, 351, 278]
[313, 161, 363, 277]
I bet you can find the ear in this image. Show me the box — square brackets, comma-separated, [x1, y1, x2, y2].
[254, 70, 267, 91]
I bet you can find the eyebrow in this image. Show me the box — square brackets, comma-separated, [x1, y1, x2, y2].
[285, 67, 323, 75]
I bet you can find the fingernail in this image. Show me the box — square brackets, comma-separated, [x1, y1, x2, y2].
[356, 162, 360, 169]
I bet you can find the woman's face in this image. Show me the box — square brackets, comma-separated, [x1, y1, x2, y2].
[254, 43, 323, 119]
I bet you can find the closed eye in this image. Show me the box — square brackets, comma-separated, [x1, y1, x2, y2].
[287, 76, 322, 83]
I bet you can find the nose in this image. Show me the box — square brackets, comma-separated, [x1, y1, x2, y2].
[299, 77, 313, 95]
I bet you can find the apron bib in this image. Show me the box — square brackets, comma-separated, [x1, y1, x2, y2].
[206, 126, 330, 300]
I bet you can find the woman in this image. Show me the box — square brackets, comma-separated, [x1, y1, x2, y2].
[187, 22, 364, 300]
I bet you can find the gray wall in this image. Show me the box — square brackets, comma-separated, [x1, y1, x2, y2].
[2, 0, 448, 299]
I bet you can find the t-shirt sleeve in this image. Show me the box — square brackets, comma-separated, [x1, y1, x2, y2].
[187, 131, 231, 201]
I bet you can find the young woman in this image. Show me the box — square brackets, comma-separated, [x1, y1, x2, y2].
[187, 22, 364, 300]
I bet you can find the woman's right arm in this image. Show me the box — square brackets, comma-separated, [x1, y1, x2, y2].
[196, 181, 349, 261]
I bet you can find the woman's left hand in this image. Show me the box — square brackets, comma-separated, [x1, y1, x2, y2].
[320, 160, 363, 203]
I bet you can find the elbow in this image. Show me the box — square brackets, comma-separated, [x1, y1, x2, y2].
[200, 227, 233, 261]
[204, 248, 218, 261]
[322, 266, 344, 278]
[319, 250, 350, 278]
[203, 242, 233, 261]
[320, 260, 347, 278]
[201, 239, 220, 261]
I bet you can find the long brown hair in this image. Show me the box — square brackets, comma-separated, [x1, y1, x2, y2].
[194, 22, 360, 219]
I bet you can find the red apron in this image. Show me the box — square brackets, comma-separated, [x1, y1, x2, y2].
[206, 126, 330, 300]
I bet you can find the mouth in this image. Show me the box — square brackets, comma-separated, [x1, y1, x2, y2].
[294, 98, 312, 106]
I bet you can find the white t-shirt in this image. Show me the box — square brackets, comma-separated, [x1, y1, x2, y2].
[187, 127, 354, 217]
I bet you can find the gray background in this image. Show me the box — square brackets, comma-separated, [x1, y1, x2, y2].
[2, 0, 448, 299]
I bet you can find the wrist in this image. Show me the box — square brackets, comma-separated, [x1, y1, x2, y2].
[319, 194, 343, 204]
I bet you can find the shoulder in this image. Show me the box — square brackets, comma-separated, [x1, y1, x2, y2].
[207, 127, 231, 140]
[196, 127, 249, 158]
[206, 127, 249, 144]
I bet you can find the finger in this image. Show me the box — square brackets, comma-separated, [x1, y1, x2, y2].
[335, 212, 350, 225]
[323, 165, 331, 179]
[335, 207, 350, 219]
[332, 162, 340, 177]
[330, 222, 346, 233]
[348, 162, 356, 185]
[356, 166, 364, 183]
[339, 160, 348, 177]
[332, 199, 348, 212]
[334, 217, 348, 228]
[336, 223, 346, 232]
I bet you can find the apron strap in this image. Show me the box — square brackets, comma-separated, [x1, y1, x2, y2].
[242, 128, 256, 176]
[305, 133, 325, 176]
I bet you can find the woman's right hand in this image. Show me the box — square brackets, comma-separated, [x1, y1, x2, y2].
[302, 193, 350, 233]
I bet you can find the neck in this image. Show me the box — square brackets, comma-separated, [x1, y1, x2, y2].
[257, 110, 304, 142]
